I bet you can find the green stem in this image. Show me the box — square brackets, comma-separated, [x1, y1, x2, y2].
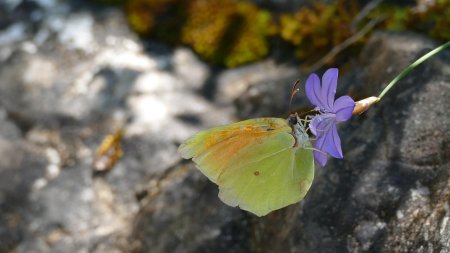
[378, 41, 450, 100]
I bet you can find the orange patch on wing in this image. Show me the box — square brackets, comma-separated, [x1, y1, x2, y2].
[185, 118, 293, 182]
[194, 124, 288, 182]
[201, 128, 275, 165]
[203, 120, 287, 149]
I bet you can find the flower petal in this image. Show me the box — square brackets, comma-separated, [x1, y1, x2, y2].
[313, 135, 328, 167]
[321, 68, 338, 111]
[305, 73, 328, 109]
[323, 124, 343, 158]
[334, 95, 355, 122]
[309, 115, 320, 136]
[310, 113, 334, 137]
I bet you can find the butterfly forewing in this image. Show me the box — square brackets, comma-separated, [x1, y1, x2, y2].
[178, 118, 291, 182]
[178, 117, 314, 216]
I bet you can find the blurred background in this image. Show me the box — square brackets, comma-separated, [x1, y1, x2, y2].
[0, 0, 449, 252]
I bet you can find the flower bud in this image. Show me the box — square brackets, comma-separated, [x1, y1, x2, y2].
[352, 96, 379, 115]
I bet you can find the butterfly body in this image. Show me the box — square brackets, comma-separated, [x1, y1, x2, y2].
[178, 114, 314, 216]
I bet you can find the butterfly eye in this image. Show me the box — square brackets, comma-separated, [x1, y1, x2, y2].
[288, 115, 298, 125]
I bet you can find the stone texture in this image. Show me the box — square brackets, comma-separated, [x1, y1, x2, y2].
[0, 1, 231, 252]
[0, 1, 449, 252]
[131, 32, 450, 253]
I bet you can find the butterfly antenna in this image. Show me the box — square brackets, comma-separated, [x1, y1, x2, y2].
[298, 109, 317, 118]
[288, 80, 301, 114]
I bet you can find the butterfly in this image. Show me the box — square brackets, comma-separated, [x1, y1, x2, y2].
[178, 112, 314, 217]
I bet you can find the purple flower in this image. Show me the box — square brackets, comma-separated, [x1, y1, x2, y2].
[305, 68, 355, 167]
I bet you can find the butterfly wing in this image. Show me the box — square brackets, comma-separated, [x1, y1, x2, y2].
[218, 140, 314, 216]
[178, 118, 314, 216]
[178, 118, 292, 183]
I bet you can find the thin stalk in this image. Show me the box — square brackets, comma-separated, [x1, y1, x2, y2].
[378, 41, 450, 100]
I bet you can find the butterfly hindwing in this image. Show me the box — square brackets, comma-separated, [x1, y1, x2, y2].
[218, 136, 314, 216]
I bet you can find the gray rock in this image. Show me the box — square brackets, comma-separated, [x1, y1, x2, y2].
[0, 1, 230, 252]
[1, 0, 449, 252]
[0, 119, 47, 253]
[131, 32, 450, 253]
[291, 32, 449, 252]
[214, 59, 300, 119]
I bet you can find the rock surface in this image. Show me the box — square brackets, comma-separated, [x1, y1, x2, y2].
[286, 32, 450, 253]
[131, 32, 450, 253]
[0, 1, 232, 252]
[0, 1, 449, 253]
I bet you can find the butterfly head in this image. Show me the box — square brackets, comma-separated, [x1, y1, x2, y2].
[288, 113, 310, 148]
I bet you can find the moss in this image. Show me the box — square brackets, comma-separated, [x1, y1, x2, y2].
[370, 1, 450, 41]
[125, 0, 274, 67]
[116, 0, 449, 68]
[279, 0, 360, 63]
[182, 0, 275, 67]
[406, 0, 450, 41]
[372, 5, 409, 31]
[125, 0, 185, 44]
